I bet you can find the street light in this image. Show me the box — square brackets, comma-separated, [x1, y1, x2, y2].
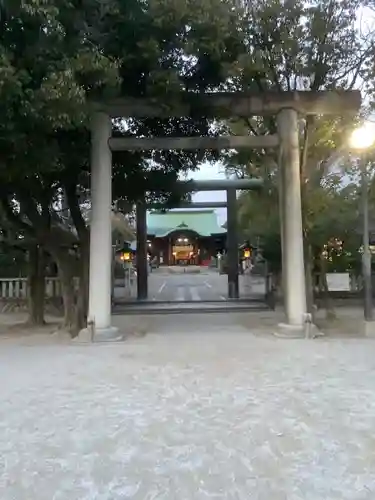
[349, 122, 375, 321]
[349, 123, 375, 150]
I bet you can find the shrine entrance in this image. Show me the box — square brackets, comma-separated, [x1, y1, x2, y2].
[81, 90, 360, 341]
[112, 180, 269, 310]
[170, 231, 197, 266]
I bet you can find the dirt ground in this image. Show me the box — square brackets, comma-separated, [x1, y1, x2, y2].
[1, 317, 375, 499]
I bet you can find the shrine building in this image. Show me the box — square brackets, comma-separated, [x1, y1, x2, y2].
[146, 210, 226, 266]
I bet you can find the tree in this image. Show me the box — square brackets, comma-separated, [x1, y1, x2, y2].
[237, 176, 362, 297]
[226, 0, 375, 314]
[0, 0, 248, 334]
[0, 0, 121, 329]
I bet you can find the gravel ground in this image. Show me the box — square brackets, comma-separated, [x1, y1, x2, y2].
[1, 323, 375, 500]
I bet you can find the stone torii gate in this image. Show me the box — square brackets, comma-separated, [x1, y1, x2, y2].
[82, 91, 360, 341]
[136, 178, 263, 301]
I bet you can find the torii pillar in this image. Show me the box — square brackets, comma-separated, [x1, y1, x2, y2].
[226, 188, 239, 299]
[136, 200, 148, 300]
[276, 108, 307, 336]
[78, 112, 119, 341]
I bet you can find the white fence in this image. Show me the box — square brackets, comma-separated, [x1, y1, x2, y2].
[0, 272, 366, 302]
[0, 277, 78, 300]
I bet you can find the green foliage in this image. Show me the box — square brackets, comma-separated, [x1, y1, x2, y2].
[0, 0, 250, 256]
[104, 0, 247, 203]
[227, 0, 375, 278]
[227, 0, 374, 170]
[0, 247, 27, 277]
[237, 180, 363, 273]
[237, 188, 282, 271]
[1, 0, 374, 278]
[0, 0, 246, 200]
[227, 0, 373, 168]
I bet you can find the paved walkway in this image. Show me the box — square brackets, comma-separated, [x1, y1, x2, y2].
[114, 268, 266, 303]
[1, 318, 375, 499]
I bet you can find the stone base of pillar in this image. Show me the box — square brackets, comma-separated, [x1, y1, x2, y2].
[274, 322, 323, 339]
[76, 326, 122, 343]
[362, 320, 375, 338]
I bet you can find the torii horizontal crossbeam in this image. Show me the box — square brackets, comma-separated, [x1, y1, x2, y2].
[109, 135, 278, 151]
[97, 90, 361, 118]
[178, 178, 262, 192]
[148, 201, 228, 209]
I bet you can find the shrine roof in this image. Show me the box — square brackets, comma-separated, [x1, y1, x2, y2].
[147, 210, 226, 238]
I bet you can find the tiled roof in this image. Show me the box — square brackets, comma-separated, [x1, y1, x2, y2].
[147, 210, 226, 237]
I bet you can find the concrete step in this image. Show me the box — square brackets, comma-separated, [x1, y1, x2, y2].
[113, 300, 269, 315]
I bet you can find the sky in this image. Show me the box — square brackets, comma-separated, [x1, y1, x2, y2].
[189, 161, 228, 225]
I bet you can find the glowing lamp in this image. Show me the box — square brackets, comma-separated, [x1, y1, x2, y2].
[349, 123, 375, 150]
[122, 252, 131, 261]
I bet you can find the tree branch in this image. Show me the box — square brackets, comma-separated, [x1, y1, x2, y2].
[64, 181, 88, 241]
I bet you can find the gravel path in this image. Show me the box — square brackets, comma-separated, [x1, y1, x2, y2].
[1, 330, 375, 499]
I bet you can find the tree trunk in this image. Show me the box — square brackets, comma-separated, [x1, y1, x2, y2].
[60, 265, 77, 334]
[27, 244, 46, 326]
[50, 250, 78, 336]
[51, 244, 90, 337]
[63, 182, 90, 333]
